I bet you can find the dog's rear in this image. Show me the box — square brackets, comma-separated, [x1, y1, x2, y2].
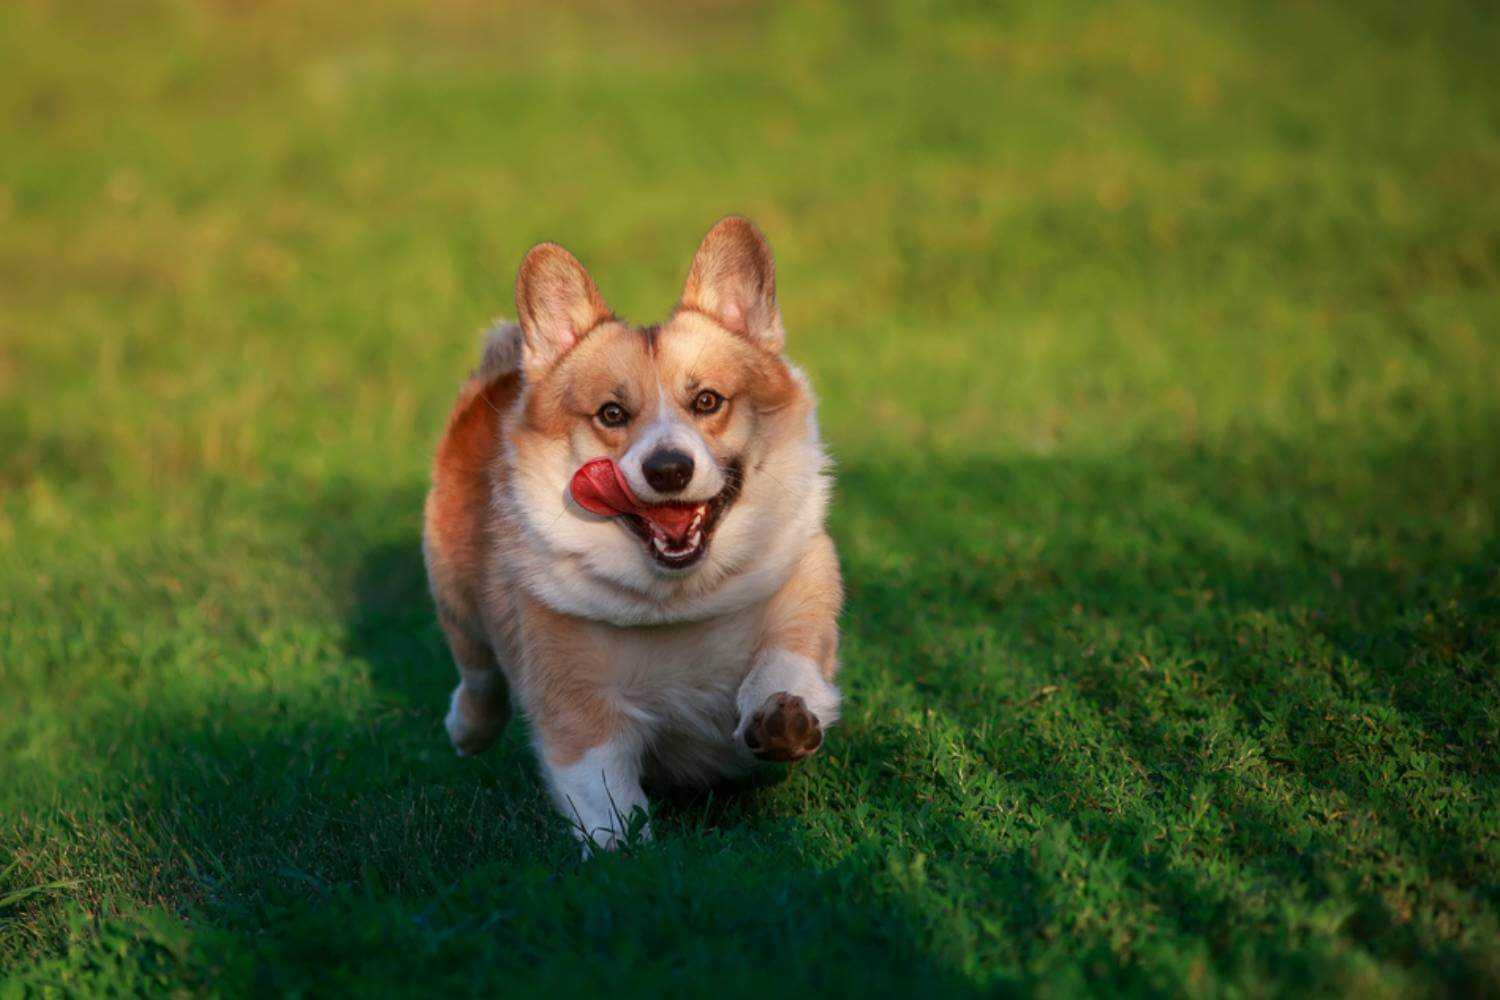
[422, 323, 521, 755]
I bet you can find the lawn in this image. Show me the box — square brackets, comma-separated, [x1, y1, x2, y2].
[2, 0, 1499, 994]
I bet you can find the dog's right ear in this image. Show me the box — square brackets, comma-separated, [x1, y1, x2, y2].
[515, 243, 613, 378]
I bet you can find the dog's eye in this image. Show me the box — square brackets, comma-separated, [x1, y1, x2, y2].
[691, 389, 725, 415]
[596, 402, 629, 427]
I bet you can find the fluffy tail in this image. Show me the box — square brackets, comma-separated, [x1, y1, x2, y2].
[474, 320, 523, 380]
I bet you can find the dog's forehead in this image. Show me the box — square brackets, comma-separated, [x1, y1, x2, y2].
[550, 314, 766, 405]
[653, 313, 759, 380]
[553, 322, 655, 400]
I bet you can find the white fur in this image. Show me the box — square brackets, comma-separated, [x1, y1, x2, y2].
[477, 320, 523, 377]
[443, 685, 468, 751]
[533, 607, 829, 838]
[499, 365, 830, 628]
[618, 377, 727, 504]
[596, 605, 765, 785]
[543, 737, 650, 852]
[733, 651, 841, 740]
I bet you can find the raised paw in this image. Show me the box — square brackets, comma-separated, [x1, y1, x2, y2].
[743, 692, 823, 763]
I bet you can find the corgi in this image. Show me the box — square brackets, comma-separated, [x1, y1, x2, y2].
[422, 217, 842, 849]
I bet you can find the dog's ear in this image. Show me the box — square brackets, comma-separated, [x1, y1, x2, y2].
[679, 216, 785, 352]
[515, 243, 613, 377]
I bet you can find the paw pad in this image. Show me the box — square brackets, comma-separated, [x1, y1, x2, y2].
[744, 692, 823, 763]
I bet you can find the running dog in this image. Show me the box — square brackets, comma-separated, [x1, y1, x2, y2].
[423, 217, 841, 848]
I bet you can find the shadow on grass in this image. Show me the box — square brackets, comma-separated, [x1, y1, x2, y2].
[319, 424, 1497, 990]
[831, 433, 1498, 992]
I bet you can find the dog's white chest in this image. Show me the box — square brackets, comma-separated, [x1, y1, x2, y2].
[598, 607, 763, 786]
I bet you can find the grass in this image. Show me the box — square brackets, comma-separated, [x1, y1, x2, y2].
[2, 0, 1498, 994]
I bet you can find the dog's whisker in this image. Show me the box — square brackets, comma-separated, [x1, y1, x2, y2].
[749, 463, 799, 501]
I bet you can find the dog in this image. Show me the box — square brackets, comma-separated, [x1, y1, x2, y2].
[422, 217, 842, 849]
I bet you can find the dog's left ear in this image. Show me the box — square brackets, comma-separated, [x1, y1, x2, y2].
[679, 216, 785, 352]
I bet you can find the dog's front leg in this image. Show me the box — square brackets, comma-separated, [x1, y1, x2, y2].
[538, 732, 649, 852]
[734, 650, 841, 762]
[519, 598, 649, 851]
[733, 535, 843, 762]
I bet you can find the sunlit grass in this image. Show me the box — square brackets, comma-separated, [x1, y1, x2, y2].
[2, 0, 1498, 993]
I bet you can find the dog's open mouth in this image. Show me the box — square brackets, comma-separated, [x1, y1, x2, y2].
[570, 458, 742, 569]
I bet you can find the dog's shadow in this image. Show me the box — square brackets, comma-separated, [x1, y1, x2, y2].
[345, 517, 449, 711]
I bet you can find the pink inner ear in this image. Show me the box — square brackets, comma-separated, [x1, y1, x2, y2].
[516, 243, 612, 368]
[536, 284, 583, 352]
[679, 219, 785, 348]
[717, 295, 747, 334]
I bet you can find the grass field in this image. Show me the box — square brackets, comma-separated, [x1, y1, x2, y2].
[3, 0, 1499, 994]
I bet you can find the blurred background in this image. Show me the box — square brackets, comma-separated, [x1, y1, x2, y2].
[2, 0, 1498, 993]
[6, 0, 1497, 479]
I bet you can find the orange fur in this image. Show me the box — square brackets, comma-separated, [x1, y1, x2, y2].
[757, 533, 843, 678]
[423, 366, 519, 637]
[516, 597, 618, 766]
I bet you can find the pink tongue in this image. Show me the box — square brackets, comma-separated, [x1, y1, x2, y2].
[570, 458, 698, 535]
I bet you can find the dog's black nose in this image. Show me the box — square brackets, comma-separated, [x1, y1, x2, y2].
[642, 449, 694, 494]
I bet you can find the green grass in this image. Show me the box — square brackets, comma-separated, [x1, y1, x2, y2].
[3, 0, 1499, 994]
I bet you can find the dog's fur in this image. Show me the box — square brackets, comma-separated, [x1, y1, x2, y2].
[422, 218, 842, 849]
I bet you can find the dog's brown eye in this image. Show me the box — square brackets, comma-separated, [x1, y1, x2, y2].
[596, 402, 629, 427]
[692, 389, 724, 415]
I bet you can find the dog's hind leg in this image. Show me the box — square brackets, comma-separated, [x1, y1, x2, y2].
[423, 334, 523, 757]
[440, 615, 510, 757]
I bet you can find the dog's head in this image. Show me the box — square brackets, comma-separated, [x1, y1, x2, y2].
[505, 218, 827, 617]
